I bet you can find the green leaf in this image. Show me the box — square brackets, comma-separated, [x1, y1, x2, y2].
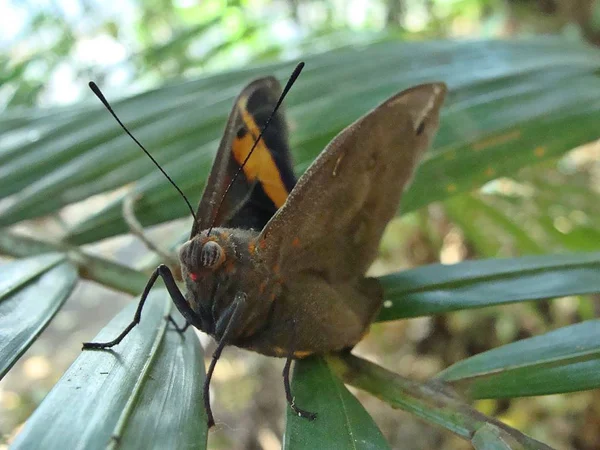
[2, 38, 599, 244]
[376, 252, 600, 321]
[472, 423, 523, 450]
[327, 354, 552, 450]
[11, 289, 207, 450]
[284, 356, 389, 450]
[0, 230, 149, 295]
[0, 254, 77, 378]
[69, 46, 600, 244]
[436, 320, 600, 398]
[117, 311, 207, 449]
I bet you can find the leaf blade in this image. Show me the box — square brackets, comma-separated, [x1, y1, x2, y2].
[437, 320, 600, 398]
[11, 289, 207, 450]
[2, 39, 599, 244]
[377, 252, 600, 320]
[0, 254, 77, 378]
[284, 356, 389, 450]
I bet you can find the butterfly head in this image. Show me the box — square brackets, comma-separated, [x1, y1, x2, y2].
[178, 228, 273, 339]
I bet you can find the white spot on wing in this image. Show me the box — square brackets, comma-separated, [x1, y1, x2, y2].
[388, 84, 443, 133]
[332, 153, 344, 177]
[413, 86, 441, 133]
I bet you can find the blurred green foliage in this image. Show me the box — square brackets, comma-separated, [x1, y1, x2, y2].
[4, 0, 600, 109]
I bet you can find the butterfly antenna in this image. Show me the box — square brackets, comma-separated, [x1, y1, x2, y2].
[207, 61, 305, 235]
[89, 82, 197, 224]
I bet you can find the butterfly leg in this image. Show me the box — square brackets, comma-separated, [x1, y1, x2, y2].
[282, 321, 317, 421]
[167, 315, 191, 334]
[282, 356, 317, 421]
[83, 264, 195, 349]
[203, 292, 247, 428]
[123, 192, 180, 269]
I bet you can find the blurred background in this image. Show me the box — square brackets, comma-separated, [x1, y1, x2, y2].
[4, 0, 600, 109]
[2, 1, 600, 449]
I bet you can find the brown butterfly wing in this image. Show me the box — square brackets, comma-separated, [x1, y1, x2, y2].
[191, 77, 296, 237]
[258, 83, 447, 281]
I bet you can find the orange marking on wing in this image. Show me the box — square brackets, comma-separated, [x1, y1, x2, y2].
[472, 130, 521, 151]
[273, 346, 286, 356]
[224, 259, 236, 274]
[293, 350, 313, 359]
[248, 241, 256, 254]
[231, 105, 290, 208]
[259, 281, 267, 294]
[292, 237, 300, 248]
[259, 239, 267, 249]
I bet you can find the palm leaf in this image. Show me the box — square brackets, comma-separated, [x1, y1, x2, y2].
[2, 37, 600, 449]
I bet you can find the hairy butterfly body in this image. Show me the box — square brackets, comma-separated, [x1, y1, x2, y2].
[182, 79, 446, 355]
[84, 71, 447, 427]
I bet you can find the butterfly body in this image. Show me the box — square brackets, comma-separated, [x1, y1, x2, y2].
[179, 227, 383, 357]
[177, 79, 447, 358]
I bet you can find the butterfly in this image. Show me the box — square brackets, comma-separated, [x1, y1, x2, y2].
[84, 66, 447, 427]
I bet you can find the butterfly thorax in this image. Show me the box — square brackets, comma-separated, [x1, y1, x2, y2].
[178, 228, 280, 341]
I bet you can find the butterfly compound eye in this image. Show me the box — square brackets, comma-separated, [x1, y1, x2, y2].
[200, 241, 225, 269]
